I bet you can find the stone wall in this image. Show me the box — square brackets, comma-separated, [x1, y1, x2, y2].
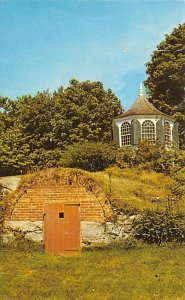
[0, 177, 21, 196]
[2, 214, 136, 246]
[2, 221, 43, 244]
[81, 214, 136, 245]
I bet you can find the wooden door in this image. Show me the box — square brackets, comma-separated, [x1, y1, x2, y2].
[44, 203, 80, 255]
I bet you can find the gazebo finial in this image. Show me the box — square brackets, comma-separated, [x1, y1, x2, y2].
[139, 82, 144, 96]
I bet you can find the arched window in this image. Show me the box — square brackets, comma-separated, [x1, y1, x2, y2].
[121, 122, 131, 146]
[141, 120, 155, 143]
[164, 121, 171, 147]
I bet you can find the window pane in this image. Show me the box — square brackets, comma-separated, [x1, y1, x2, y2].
[121, 122, 131, 146]
[164, 121, 171, 147]
[141, 120, 155, 143]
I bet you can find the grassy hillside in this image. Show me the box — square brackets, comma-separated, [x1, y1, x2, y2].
[92, 167, 184, 213]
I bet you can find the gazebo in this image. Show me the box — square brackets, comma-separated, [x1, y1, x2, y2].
[112, 83, 179, 147]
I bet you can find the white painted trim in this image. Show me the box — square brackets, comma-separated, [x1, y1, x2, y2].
[138, 118, 157, 140]
[117, 123, 122, 147]
[115, 118, 132, 126]
[165, 120, 174, 142]
[114, 116, 175, 147]
[115, 119, 132, 147]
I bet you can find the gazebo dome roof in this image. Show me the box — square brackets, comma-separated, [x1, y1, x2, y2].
[115, 83, 174, 120]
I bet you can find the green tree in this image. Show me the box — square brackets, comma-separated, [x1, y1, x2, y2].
[14, 91, 55, 151]
[0, 80, 122, 175]
[52, 80, 122, 146]
[0, 97, 16, 133]
[0, 92, 56, 175]
[0, 126, 33, 175]
[145, 23, 185, 146]
[10, 80, 122, 150]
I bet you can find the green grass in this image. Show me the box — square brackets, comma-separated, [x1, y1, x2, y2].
[0, 244, 185, 300]
[92, 168, 184, 213]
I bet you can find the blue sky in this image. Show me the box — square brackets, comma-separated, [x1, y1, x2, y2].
[0, 0, 184, 110]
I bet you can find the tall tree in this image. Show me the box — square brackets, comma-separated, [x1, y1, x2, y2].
[0, 80, 122, 175]
[52, 80, 122, 147]
[0, 97, 16, 133]
[13, 80, 122, 150]
[0, 126, 32, 175]
[145, 23, 185, 146]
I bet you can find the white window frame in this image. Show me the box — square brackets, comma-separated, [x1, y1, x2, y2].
[120, 122, 131, 146]
[164, 121, 172, 147]
[141, 120, 156, 143]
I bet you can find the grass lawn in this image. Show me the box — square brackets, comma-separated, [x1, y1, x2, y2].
[0, 244, 184, 300]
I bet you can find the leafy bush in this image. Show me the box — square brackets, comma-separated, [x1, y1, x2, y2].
[115, 140, 185, 175]
[60, 142, 117, 172]
[171, 167, 185, 199]
[0, 184, 6, 237]
[134, 210, 185, 245]
[115, 146, 136, 168]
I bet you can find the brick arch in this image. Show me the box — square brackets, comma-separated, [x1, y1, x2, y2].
[5, 169, 113, 222]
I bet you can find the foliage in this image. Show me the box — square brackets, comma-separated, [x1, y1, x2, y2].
[115, 146, 136, 168]
[0, 127, 33, 176]
[54, 80, 122, 145]
[134, 210, 185, 245]
[145, 23, 185, 146]
[60, 142, 117, 172]
[0, 183, 6, 237]
[58, 140, 185, 175]
[0, 80, 122, 176]
[134, 141, 185, 174]
[169, 167, 185, 210]
[92, 167, 176, 213]
[115, 140, 185, 175]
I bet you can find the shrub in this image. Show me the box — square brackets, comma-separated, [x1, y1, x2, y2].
[131, 141, 185, 175]
[134, 210, 185, 245]
[0, 184, 6, 237]
[115, 146, 136, 168]
[171, 167, 185, 199]
[60, 142, 117, 172]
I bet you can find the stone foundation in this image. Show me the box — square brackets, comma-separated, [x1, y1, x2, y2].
[2, 221, 43, 244]
[2, 215, 136, 246]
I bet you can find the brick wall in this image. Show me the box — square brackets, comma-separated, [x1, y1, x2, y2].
[5, 179, 111, 222]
